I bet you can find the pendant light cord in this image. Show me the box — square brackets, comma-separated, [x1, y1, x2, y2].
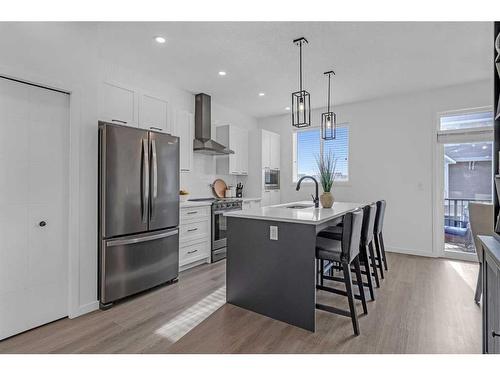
[299, 41, 303, 93]
[327, 73, 331, 113]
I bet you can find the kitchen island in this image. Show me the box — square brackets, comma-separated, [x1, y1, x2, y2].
[224, 201, 364, 332]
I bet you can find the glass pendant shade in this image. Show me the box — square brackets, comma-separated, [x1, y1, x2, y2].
[292, 37, 311, 128]
[321, 70, 336, 140]
[321, 111, 336, 140]
[292, 90, 311, 128]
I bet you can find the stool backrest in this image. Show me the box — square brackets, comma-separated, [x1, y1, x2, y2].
[374, 200, 386, 234]
[342, 208, 364, 263]
[361, 203, 377, 246]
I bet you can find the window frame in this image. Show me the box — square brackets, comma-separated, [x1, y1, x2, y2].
[292, 123, 351, 186]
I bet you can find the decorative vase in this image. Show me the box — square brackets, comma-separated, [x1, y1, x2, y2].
[320, 192, 334, 208]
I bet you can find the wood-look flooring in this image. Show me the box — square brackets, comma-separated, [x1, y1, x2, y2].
[0, 253, 481, 354]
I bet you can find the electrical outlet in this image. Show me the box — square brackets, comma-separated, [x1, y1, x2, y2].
[270, 225, 278, 241]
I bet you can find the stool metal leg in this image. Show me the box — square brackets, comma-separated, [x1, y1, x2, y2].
[363, 245, 375, 300]
[342, 262, 360, 336]
[368, 241, 380, 288]
[374, 235, 385, 279]
[379, 232, 388, 271]
[353, 256, 367, 314]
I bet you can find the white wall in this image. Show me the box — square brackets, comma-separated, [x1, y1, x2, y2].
[0, 23, 260, 317]
[258, 80, 493, 257]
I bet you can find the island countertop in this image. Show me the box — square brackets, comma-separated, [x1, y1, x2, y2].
[224, 201, 364, 225]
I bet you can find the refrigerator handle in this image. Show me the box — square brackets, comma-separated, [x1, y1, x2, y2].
[142, 138, 149, 223]
[151, 139, 158, 219]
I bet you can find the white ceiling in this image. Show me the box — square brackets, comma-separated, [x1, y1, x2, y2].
[95, 22, 492, 118]
[6, 22, 494, 119]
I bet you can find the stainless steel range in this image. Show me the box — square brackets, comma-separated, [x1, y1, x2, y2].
[187, 198, 242, 262]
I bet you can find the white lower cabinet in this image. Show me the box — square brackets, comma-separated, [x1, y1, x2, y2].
[179, 205, 211, 271]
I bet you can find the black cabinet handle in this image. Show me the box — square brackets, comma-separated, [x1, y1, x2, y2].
[39, 221, 47, 227]
[187, 249, 198, 254]
[493, 331, 500, 338]
[187, 228, 198, 232]
[111, 119, 127, 124]
[149, 126, 163, 131]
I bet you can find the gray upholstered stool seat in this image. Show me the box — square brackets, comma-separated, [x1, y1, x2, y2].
[316, 237, 342, 261]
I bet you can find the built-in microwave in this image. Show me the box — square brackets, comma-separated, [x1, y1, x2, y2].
[264, 168, 280, 190]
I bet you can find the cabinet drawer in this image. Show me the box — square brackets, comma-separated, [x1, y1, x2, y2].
[179, 219, 210, 243]
[179, 240, 210, 266]
[180, 206, 211, 223]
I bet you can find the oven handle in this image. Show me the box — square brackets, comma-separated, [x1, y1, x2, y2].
[214, 208, 242, 215]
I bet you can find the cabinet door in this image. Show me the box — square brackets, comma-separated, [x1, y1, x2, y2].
[270, 190, 281, 205]
[485, 257, 500, 353]
[240, 128, 249, 175]
[270, 133, 280, 170]
[262, 130, 271, 169]
[174, 109, 194, 172]
[139, 94, 168, 133]
[99, 82, 136, 126]
[229, 126, 240, 174]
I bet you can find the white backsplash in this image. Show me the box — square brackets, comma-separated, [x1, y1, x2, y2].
[180, 153, 248, 198]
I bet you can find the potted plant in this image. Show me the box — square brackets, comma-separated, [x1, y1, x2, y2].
[315, 150, 337, 208]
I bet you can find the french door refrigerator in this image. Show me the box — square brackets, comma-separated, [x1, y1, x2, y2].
[98, 121, 180, 309]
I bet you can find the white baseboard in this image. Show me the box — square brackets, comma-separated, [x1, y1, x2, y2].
[69, 300, 99, 319]
[385, 246, 436, 258]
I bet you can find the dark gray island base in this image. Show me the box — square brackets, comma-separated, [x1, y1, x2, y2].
[225, 201, 363, 332]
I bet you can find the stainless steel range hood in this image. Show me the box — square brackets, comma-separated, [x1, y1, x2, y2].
[193, 93, 234, 155]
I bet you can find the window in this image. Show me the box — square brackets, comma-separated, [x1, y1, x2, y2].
[293, 125, 349, 183]
[439, 110, 493, 131]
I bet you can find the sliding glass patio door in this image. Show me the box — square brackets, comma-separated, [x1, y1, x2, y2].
[435, 109, 494, 261]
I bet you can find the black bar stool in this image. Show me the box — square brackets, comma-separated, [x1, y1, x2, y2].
[315, 209, 366, 336]
[374, 200, 388, 273]
[318, 203, 378, 296]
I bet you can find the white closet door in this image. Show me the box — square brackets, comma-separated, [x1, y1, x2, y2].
[0, 78, 69, 340]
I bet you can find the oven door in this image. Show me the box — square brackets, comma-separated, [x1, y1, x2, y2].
[212, 210, 228, 251]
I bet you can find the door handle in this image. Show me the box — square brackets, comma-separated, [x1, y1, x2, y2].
[106, 229, 178, 247]
[493, 331, 500, 338]
[39, 221, 47, 227]
[142, 138, 149, 223]
[150, 139, 158, 219]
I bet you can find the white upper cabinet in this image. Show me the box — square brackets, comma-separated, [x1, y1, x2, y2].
[139, 94, 168, 133]
[270, 132, 280, 169]
[261, 129, 280, 170]
[99, 82, 137, 126]
[173, 109, 194, 173]
[216, 125, 249, 175]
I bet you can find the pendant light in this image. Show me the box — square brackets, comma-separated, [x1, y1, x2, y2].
[292, 37, 311, 128]
[321, 70, 336, 140]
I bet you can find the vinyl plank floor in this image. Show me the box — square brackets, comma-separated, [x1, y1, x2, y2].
[0, 253, 481, 354]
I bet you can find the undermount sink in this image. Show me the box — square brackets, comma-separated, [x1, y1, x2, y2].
[285, 204, 314, 209]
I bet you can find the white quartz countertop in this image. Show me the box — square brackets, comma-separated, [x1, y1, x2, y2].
[224, 201, 364, 225]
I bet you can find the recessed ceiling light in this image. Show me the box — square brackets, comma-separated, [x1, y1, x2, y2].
[258, 92, 265, 97]
[285, 107, 290, 111]
[154, 36, 166, 44]
[482, 145, 488, 149]
[472, 144, 476, 147]
[218, 71, 227, 76]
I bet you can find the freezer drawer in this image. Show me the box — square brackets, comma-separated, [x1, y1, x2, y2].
[100, 228, 179, 305]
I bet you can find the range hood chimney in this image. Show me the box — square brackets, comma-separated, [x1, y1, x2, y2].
[193, 93, 234, 155]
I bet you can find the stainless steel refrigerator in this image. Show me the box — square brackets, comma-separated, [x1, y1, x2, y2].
[98, 121, 180, 309]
